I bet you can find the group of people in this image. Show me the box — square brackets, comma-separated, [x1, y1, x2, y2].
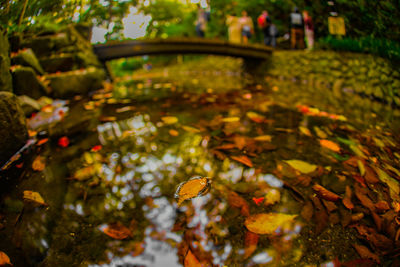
[196, 5, 314, 50]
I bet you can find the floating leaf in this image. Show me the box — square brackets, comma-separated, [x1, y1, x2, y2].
[175, 177, 211, 206]
[252, 197, 264, 206]
[214, 143, 236, 150]
[246, 111, 265, 123]
[244, 213, 297, 234]
[231, 155, 253, 167]
[184, 249, 202, 267]
[284, 160, 317, 174]
[32, 155, 45, 171]
[102, 222, 132, 239]
[312, 184, 341, 201]
[58, 136, 70, 148]
[161, 116, 178, 124]
[0, 251, 11, 266]
[314, 126, 327, 139]
[23, 190, 47, 206]
[253, 135, 272, 142]
[319, 139, 340, 152]
[222, 117, 240, 122]
[37, 138, 49, 146]
[91, 145, 102, 152]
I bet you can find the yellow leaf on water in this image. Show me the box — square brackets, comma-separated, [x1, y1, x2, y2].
[175, 177, 211, 206]
[284, 159, 317, 174]
[254, 135, 272, 142]
[222, 117, 240, 122]
[23, 190, 47, 206]
[161, 116, 178, 124]
[314, 126, 327, 139]
[246, 111, 265, 123]
[0, 251, 11, 266]
[319, 139, 341, 152]
[244, 213, 297, 234]
[264, 189, 281, 206]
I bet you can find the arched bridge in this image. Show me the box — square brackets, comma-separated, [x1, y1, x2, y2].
[93, 38, 273, 62]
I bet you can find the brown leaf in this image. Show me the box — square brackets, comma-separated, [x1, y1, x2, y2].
[342, 185, 354, 210]
[0, 251, 11, 266]
[312, 184, 341, 201]
[102, 222, 132, 240]
[352, 244, 380, 264]
[32, 155, 45, 171]
[211, 149, 226, 160]
[375, 200, 390, 212]
[311, 196, 328, 234]
[244, 231, 259, 259]
[322, 199, 338, 213]
[227, 190, 250, 217]
[300, 201, 314, 222]
[233, 135, 247, 150]
[231, 155, 253, 168]
[354, 184, 375, 211]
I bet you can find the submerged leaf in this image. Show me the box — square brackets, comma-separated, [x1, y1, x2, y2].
[284, 160, 317, 174]
[319, 139, 341, 152]
[222, 117, 240, 122]
[181, 125, 200, 133]
[312, 184, 341, 201]
[231, 155, 253, 167]
[244, 213, 297, 234]
[23, 190, 47, 206]
[161, 116, 178, 124]
[244, 231, 259, 259]
[352, 244, 380, 264]
[32, 155, 45, 171]
[102, 222, 132, 240]
[246, 111, 265, 123]
[253, 135, 272, 142]
[175, 177, 211, 206]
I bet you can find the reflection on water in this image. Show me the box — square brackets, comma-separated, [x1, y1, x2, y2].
[1, 56, 400, 266]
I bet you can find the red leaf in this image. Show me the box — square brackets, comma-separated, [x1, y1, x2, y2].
[244, 231, 259, 259]
[58, 136, 70, 148]
[252, 197, 264, 206]
[91, 145, 102, 152]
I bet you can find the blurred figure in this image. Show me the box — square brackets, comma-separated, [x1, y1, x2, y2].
[226, 15, 241, 44]
[257, 10, 271, 45]
[195, 5, 208, 37]
[268, 22, 278, 47]
[289, 6, 304, 49]
[239, 10, 254, 44]
[303, 10, 314, 50]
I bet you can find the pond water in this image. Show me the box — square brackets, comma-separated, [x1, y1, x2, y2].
[1, 56, 400, 267]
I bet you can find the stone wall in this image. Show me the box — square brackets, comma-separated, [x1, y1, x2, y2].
[0, 29, 12, 92]
[266, 51, 400, 106]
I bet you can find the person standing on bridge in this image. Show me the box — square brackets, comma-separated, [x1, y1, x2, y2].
[195, 5, 209, 37]
[239, 10, 254, 45]
[303, 10, 314, 50]
[289, 6, 305, 49]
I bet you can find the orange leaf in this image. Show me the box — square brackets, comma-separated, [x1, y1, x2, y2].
[319, 139, 341, 152]
[169, 129, 179, 136]
[175, 177, 211, 206]
[32, 155, 45, 171]
[231, 155, 253, 167]
[312, 184, 341, 201]
[0, 251, 11, 266]
[214, 143, 236, 150]
[184, 249, 203, 267]
[91, 145, 102, 152]
[37, 138, 49, 146]
[102, 222, 132, 240]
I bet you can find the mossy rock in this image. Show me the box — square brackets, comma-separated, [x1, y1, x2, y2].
[39, 54, 75, 73]
[0, 92, 28, 166]
[45, 67, 106, 98]
[21, 33, 70, 57]
[12, 66, 50, 99]
[11, 48, 44, 75]
[0, 30, 12, 92]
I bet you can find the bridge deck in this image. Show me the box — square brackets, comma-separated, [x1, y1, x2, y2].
[93, 38, 273, 62]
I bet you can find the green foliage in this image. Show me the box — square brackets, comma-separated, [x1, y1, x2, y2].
[317, 35, 400, 62]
